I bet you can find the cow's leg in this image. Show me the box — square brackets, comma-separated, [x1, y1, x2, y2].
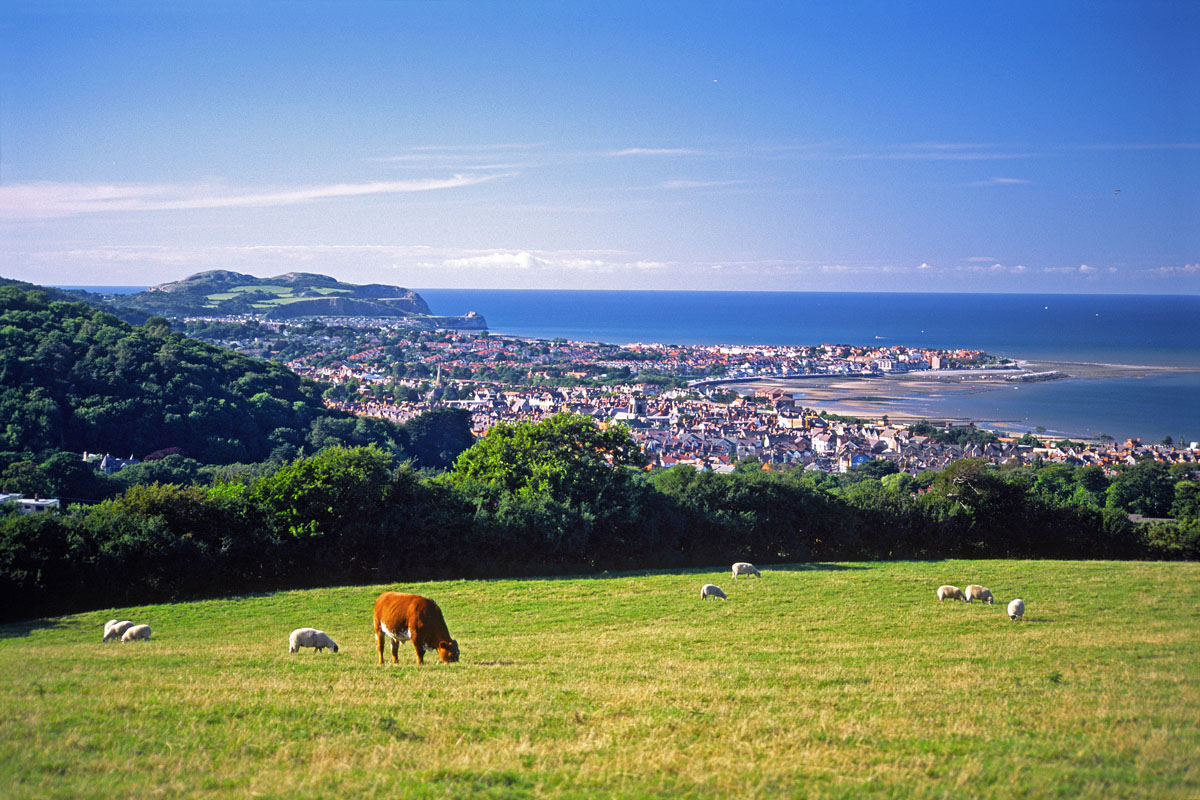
[376, 627, 384, 665]
[413, 639, 424, 664]
[390, 636, 400, 664]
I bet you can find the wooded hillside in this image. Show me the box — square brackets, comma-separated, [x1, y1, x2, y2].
[0, 286, 405, 463]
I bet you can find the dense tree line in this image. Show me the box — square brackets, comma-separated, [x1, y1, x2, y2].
[1, 413, 1196, 622]
[0, 287, 412, 465]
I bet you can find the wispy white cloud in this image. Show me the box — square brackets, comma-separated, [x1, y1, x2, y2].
[443, 252, 549, 271]
[1146, 263, 1200, 276]
[439, 249, 668, 273]
[923, 261, 1031, 275]
[1075, 142, 1200, 151]
[840, 143, 1037, 161]
[608, 148, 703, 157]
[375, 142, 546, 170]
[969, 177, 1033, 186]
[653, 179, 747, 189]
[1044, 264, 1099, 275]
[0, 174, 510, 219]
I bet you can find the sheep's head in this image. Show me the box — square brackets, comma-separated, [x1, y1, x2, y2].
[437, 639, 460, 663]
[330, 643, 339, 653]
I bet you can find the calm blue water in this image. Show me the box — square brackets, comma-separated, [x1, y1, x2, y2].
[57, 286, 146, 295]
[419, 290, 1200, 368]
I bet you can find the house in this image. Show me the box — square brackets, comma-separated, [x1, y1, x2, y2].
[812, 432, 838, 454]
[84, 452, 141, 475]
[18, 498, 60, 514]
[0, 494, 61, 514]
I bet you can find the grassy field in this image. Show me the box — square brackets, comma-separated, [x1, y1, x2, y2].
[204, 284, 352, 308]
[2, 560, 1197, 799]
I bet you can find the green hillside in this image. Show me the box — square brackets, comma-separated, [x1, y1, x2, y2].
[0, 285, 404, 462]
[1, 560, 1196, 799]
[102, 270, 438, 319]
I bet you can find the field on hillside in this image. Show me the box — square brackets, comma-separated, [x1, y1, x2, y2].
[204, 284, 350, 308]
[2, 560, 1197, 799]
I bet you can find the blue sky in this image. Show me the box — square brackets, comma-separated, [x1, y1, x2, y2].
[1, 1, 1197, 293]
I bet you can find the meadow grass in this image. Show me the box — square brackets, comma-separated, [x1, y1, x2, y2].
[1, 560, 1197, 799]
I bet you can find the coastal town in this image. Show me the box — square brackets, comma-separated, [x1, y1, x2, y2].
[205, 317, 1198, 475]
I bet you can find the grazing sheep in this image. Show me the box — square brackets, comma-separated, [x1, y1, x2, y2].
[731, 562, 761, 579]
[1008, 598, 1025, 620]
[700, 583, 727, 600]
[103, 620, 134, 642]
[965, 584, 994, 604]
[121, 624, 151, 642]
[288, 627, 339, 653]
[937, 585, 966, 602]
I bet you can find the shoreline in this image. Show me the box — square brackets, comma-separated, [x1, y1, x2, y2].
[724, 361, 1200, 440]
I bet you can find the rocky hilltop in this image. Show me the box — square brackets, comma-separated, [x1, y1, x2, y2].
[100, 271, 485, 329]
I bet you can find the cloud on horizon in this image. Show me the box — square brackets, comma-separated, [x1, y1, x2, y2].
[608, 148, 703, 157]
[653, 179, 747, 189]
[1146, 263, 1199, 276]
[1044, 264, 1099, 275]
[440, 250, 668, 274]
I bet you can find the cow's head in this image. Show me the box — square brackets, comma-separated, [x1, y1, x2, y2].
[437, 639, 460, 663]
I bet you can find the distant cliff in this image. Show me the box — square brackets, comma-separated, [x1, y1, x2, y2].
[96, 270, 485, 329]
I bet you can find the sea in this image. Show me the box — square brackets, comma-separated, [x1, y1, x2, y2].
[59, 287, 1199, 443]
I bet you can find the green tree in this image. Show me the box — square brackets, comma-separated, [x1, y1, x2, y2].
[1170, 480, 1200, 521]
[452, 413, 645, 503]
[401, 408, 476, 470]
[1105, 461, 1175, 518]
[109, 454, 204, 490]
[449, 413, 647, 568]
[1030, 464, 1078, 507]
[0, 460, 49, 496]
[249, 446, 393, 538]
[842, 458, 900, 484]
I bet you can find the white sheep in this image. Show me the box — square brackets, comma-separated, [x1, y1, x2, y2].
[1007, 598, 1025, 620]
[965, 584, 994, 604]
[103, 620, 134, 642]
[700, 583, 727, 600]
[121, 624, 151, 642]
[731, 562, 761, 579]
[937, 585, 966, 602]
[288, 627, 339, 653]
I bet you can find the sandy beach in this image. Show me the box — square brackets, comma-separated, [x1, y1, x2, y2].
[725, 361, 1194, 432]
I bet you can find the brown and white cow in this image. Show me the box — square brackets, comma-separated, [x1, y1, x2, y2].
[373, 592, 460, 665]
